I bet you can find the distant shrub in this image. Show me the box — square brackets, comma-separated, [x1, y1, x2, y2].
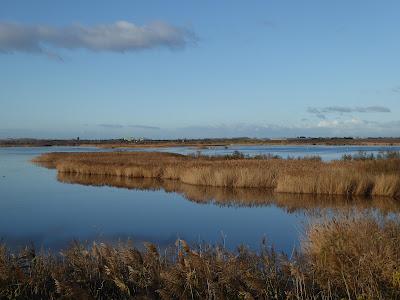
[342, 151, 400, 161]
[341, 154, 353, 161]
[253, 153, 282, 160]
[230, 150, 245, 159]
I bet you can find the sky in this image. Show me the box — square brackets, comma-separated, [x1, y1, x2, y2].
[1, 0, 400, 139]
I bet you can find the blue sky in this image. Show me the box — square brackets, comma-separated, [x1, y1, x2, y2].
[1, 0, 400, 139]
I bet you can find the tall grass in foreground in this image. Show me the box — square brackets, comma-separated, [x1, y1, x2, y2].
[305, 216, 400, 299]
[33, 152, 400, 199]
[1, 217, 399, 299]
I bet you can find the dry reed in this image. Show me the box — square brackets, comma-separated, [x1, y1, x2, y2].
[33, 152, 400, 199]
[304, 216, 400, 299]
[1, 217, 399, 299]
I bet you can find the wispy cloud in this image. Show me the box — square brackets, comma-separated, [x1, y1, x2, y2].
[98, 124, 124, 129]
[392, 86, 400, 93]
[261, 20, 277, 29]
[307, 105, 391, 119]
[308, 106, 391, 114]
[0, 21, 196, 57]
[98, 124, 160, 130]
[128, 125, 160, 130]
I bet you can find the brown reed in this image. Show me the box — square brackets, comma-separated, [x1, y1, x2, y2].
[304, 216, 400, 299]
[1, 216, 399, 299]
[33, 151, 400, 198]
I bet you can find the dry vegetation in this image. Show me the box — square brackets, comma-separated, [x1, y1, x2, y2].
[305, 216, 400, 299]
[34, 151, 400, 199]
[0, 217, 399, 299]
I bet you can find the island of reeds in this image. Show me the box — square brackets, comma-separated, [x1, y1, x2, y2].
[1, 216, 399, 299]
[33, 151, 400, 199]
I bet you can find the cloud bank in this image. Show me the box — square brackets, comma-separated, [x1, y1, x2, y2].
[2, 118, 400, 139]
[160, 120, 399, 139]
[0, 21, 196, 56]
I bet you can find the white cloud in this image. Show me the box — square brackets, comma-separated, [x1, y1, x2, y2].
[317, 120, 339, 128]
[317, 118, 365, 128]
[0, 21, 196, 56]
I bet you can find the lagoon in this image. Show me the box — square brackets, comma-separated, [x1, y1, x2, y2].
[1, 145, 399, 253]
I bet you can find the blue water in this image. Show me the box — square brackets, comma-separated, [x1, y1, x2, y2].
[101, 144, 400, 161]
[0, 145, 399, 253]
[165, 144, 400, 160]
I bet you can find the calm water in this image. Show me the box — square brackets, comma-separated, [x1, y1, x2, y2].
[220, 145, 400, 160]
[1, 146, 399, 253]
[121, 144, 400, 160]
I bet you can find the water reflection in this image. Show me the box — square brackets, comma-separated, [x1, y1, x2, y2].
[3, 146, 400, 253]
[58, 173, 400, 215]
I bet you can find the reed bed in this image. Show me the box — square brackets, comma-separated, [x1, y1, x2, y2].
[1, 217, 399, 299]
[304, 216, 400, 299]
[34, 152, 400, 199]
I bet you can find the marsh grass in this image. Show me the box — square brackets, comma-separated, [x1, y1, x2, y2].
[304, 216, 400, 299]
[1, 217, 399, 299]
[34, 151, 400, 199]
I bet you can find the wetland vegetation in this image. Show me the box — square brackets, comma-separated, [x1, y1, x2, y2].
[2, 147, 400, 299]
[1, 216, 399, 299]
[34, 151, 400, 199]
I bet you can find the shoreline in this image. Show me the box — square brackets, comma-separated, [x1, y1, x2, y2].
[3, 137, 400, 148]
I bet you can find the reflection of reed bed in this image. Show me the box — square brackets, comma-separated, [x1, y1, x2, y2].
[58, 173, 275, 207]
[273, 194, 400, 215]
[34, 151, 400, 198]
[58, 173, 167, 191]
[1, 216, 399, 299]
[57, 173, 400, 214]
